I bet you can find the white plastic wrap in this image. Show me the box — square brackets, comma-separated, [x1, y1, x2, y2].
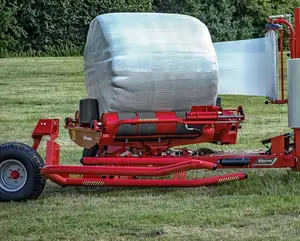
[214, 31, 278, 100]
[288, 59, 300, 128]
[84, 13, 219, 114]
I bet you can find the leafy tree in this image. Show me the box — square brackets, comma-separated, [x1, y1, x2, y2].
[153, 0, 255, 41]
[5, 0, 153, 55]
[0, 0, 25, 57]
[1, 0, 299, 56]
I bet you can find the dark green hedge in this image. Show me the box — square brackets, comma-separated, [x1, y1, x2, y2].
[1, 0, 299, 57]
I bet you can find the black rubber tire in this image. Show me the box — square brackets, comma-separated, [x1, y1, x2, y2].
[0, 142, 46, 202]
[82, 145, 99, 158]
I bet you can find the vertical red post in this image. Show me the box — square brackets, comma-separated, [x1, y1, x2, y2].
[293, 8, 300, 170]
[45, 140, 60, 165]
[280, 29, 285, 100]
[294, 8, 300, 58]
[294, 130, 300, 170]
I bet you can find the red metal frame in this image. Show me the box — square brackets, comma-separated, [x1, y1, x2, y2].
[33, 106, 249, 187]
[266, 13, 296, 104]
[68, 105, 244, 153]
[31, 109, 298, 188]
[29, 7, 300, 189]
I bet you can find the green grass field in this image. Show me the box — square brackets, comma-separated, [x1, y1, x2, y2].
[1, 57, 300, 241]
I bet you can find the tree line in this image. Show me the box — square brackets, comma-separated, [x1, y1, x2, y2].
[1, 0, 299, 57]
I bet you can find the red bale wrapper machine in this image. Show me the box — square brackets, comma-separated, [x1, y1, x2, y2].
[2, 9, 300, 202]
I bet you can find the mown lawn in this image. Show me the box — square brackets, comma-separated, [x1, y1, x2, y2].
[1, 57, 300, 241]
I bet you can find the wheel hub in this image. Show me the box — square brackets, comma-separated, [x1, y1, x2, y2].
[0, 159, 27, 192]
[10, 170, 20, 179]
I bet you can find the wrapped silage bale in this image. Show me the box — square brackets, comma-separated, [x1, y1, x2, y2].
[84, 12, 219, 114]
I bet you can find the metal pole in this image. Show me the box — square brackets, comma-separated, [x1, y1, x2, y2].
[294, 8, 300, 58]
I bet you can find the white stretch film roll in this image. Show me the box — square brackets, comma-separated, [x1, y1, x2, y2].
[288, 59, 300, 128]
[214, 31, 278, 100]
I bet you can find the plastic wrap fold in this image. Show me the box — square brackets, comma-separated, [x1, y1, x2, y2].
[214, 31, 278, 100]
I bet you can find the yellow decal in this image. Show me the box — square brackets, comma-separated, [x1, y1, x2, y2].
[138, 118, 158, 122]
[69, 174, 83, 178]
[218, 176, 240, 183]
[82, 181, 105, 186]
